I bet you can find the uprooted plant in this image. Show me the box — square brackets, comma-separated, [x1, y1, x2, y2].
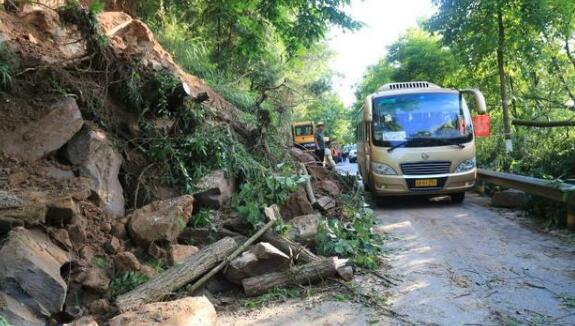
[316, 186, 383, 269]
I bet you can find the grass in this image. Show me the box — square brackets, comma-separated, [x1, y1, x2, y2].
[243, 287, 301, 309]
[91, 256, 111, 269]
[109, 271, 149, 300]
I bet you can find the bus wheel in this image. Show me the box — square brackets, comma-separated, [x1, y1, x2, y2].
[451, 192, 465, 203]
[363, 178, 371, 191]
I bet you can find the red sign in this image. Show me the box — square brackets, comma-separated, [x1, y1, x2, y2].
[472, 114, 491, 138]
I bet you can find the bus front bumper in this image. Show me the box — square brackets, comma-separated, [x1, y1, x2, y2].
[370, 169, 477, 196]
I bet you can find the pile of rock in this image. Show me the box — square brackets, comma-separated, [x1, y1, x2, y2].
[0, 3, 351, 326]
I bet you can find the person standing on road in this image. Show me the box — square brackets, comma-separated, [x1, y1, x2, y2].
[315, 122, 326, 166]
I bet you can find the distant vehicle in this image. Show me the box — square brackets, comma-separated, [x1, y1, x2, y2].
[331, 143, 342, 163]
[342, 144, 352, 158]
[356, 81, 489, 203]
[349, 146, 358, 163]
[291, 121, 316, 151]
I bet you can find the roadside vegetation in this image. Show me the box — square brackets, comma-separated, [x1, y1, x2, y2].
[353, 1, 575, 227]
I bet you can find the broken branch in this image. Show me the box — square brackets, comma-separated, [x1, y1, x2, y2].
[115, 237, 238, 312]
[186, 205, 279, 294]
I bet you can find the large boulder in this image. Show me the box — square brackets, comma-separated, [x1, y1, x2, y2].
[193, 170, 235, 209]
[4, 0, 66, 12]
[0, 292, 44, 326]
[224, 242, 290, 284]
[0, 228, 69, 318]
[0, 98, 83, 161]
[289, 147, 317, 164]
[109, 296, 217, 326]
[64, 126, 125, 217]
[491, 189, 529, 209]
[280, 187, 314, 220]
[128, 195, 194, 245]
[316, 179, 341, 196]
[287, 213, 322, 244]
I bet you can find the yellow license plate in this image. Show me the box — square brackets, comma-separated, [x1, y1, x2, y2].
[415, 179, 438, 187]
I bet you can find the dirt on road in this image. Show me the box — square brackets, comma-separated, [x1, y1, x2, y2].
[218, 193, 575, 325]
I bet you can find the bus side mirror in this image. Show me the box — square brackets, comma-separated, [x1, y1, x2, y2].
[461, 89, 487, 114]
[472, 114, 491, 137]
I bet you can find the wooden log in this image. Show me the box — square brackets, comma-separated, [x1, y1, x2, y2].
[115, 237, 238, 312]
[261, 230, 319, 264]
[186, 206, 279, 294]
[241, 257, 345, 297]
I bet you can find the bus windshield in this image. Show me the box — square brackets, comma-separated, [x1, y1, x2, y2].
[372, 92, 473, 147]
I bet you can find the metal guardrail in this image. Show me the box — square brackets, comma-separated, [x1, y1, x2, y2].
[477, 168, 575, 229]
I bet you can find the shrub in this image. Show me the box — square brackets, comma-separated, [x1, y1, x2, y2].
[109, 271, 149, 300]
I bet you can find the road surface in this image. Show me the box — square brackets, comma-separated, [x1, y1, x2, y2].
[219, 161, 575, 325]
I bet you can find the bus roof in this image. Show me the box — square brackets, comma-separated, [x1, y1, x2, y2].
[292, 121, 314, 126]
[371, 82, 458, 99]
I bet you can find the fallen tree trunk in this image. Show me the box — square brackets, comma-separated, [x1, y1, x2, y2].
[242, 257, 346, 297]
[512, 119, 575, 127]
[116, 237, 238, 312]
[186, 207, 278, 294]
[261, 230, 319, 264]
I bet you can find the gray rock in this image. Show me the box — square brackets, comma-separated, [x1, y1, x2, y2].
[491, 189, 529, 209]
[0, 228, 69, 317]
[0, 97, 83, 161]
[193, 170, 235, 209]
[0, 292, 45, 326]
[64, 126, 124, 217]
[314, 196, 336, 211]
[0, 191, 24, 209]
[224, 242, 290, 284]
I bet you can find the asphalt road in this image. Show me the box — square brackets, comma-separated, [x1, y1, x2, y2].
[220, 161, 575, 325]
[378, 194, 575, 325]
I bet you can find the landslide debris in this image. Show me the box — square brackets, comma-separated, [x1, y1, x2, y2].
[0, 2, 377, 325]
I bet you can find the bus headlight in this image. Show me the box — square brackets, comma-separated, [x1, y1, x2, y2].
[455, 158, 476, 173]
[371, 162, 397, 175]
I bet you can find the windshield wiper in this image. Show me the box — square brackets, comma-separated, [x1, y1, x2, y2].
[387, 141, 409, 153]
[436, 138, 466, 149]
[387, 138, 424, 153]
[387, 137, 465, 153]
